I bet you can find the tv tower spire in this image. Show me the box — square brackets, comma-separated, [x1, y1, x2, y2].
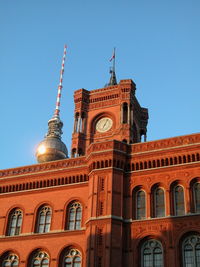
[54, 44, 67, 117]
[36, 45, 68, 163]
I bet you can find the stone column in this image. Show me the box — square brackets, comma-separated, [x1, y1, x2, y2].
[77, 117, 81, 132]
[146, 191, 151, 218]
[185, 186, 191, 214]
[130, 107, 133, 125]
[165, 189, 171, 216]
[73, 117, 77, 133]
[121, 105, 123, 124]
[128, 104, 130, 124]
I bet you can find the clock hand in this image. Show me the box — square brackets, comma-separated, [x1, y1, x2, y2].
[103, 119, 108, 129]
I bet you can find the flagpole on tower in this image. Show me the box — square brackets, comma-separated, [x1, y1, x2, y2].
[113, 47, 116, 73]
[108, 47, 117, 86]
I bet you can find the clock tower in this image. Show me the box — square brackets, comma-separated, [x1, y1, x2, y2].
[70, 74, 149, 266]
[71, 78, 148, 157]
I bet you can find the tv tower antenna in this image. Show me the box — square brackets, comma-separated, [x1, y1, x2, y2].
[54, 44, 67, 117]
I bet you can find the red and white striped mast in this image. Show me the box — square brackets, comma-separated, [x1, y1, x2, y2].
[46, 44, 67, 138]
[54, 44, 67, 117]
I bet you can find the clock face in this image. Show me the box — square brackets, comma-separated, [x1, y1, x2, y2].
[96, 117, 113, 133]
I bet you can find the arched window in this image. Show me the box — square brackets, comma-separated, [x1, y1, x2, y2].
[74, 112, 79, 133]
[66, 202, 82, 230]
[136, 190, 146, 219]
[61, 248, 82, 267]
[81, 112, 86, 133]
[2, 253, 19, 267]
[141, 239, 163, 267]
[154, 188, 165, 218]
[36, 206, 52, 233]
[30, 251, 49, 267]
[7, 209, 22, 236]
[182, 235, 200, 267]
[193, 183, 200, 213]
[78, 148, 83, 157]
[174, 185, 185, 216]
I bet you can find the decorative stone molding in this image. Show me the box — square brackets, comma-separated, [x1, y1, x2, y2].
[0, 157, 87, 178]
[0, 174, 88, 194]
[131, 133, 200, 154]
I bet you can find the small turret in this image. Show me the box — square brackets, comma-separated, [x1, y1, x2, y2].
[108, 68, 117, 86]
[36, 45, 68, 163]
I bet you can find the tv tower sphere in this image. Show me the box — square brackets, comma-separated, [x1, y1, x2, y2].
[36, 116, 68, 163]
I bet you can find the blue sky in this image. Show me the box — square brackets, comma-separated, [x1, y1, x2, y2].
[0, 0, 199, 169]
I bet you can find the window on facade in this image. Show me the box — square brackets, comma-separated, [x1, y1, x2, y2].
[66, 202, 82, 230]
[36, 206, 52, 233]
[78, 148, 83, 157]
[74, 112, 79, 133]
[136, 190, 146, 219]
[174, 185, 185, 216]
[193, 183, 200, 213]
[71, 148, 76, 158]
[154, 188, 165, 218]
[141, 239, 163, 267]
[2, 253, 19, 267]
[182, 235, 200, 267]
[122, 103, 128, 123]
[31, 251, 49, 267]
[7, 209, 22, 236]
[62, 249, 81, 267]
[81, 112, 86, 133]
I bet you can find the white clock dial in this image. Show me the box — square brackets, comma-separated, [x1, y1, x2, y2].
[96, 117, 113, 133]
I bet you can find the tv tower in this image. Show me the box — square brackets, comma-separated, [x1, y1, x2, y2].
[36, 45, 68, 163]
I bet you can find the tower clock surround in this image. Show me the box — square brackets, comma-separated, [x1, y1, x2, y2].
[95, 117, 113, 133]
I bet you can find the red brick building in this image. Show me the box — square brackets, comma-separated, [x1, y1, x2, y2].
[0, 78, 200, 267]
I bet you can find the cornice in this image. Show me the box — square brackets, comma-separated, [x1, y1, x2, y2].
[88, 166, 123, 176]
[0, 181, 88, 196]
[128, 160, 200, 174]
[87, 139, 128, 155]
[130, 133, 200, 154]
[84, 213, 200, 226]
[0, 229, 86, 242]
[85, 215, 123, 224]
[131, 213, 200, 225]
[0, 157, 87, 179]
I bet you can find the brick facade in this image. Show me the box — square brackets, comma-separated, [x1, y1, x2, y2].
[0, 79, 200, 266]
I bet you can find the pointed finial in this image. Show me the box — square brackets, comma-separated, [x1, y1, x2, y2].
[54, 44, 67, 117]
